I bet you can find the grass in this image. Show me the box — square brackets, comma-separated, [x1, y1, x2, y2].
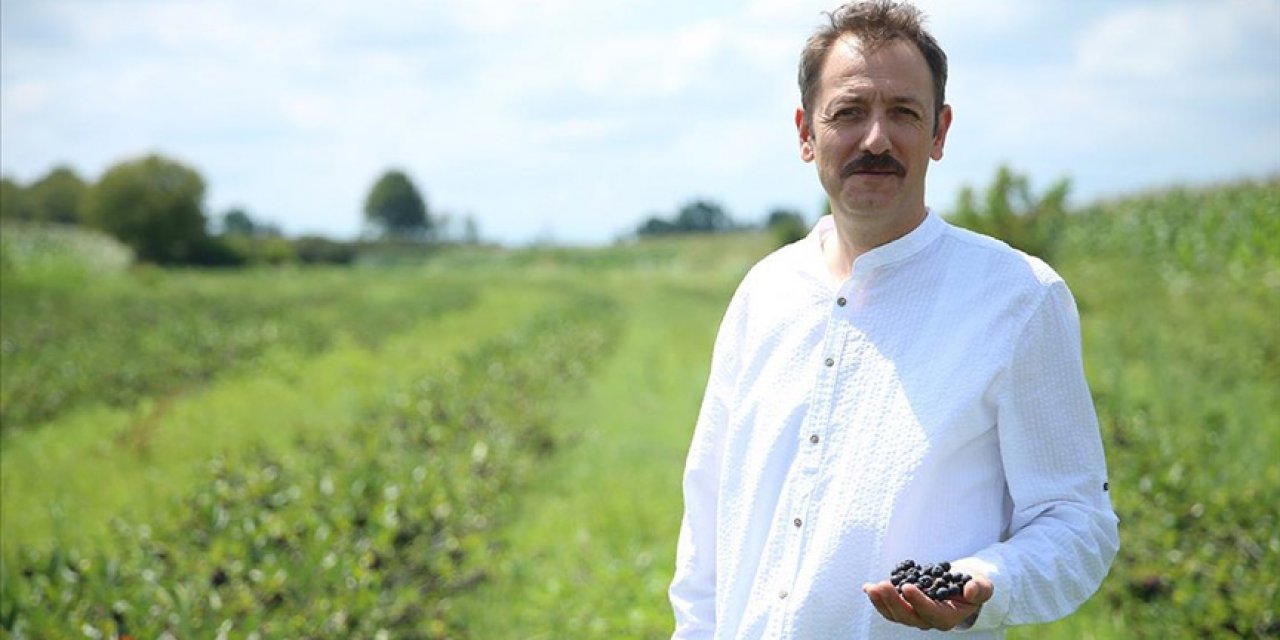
[0, 277, 567, 557]
[2, 287, 623, 637]
[447, 275, 736, 639]
[0, 265, 478, 431]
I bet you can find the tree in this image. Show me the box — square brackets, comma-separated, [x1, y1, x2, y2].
[364, 170, 431, 239]
[636, 216, 675, 237]
[28, 166, 87, 224]
[85, 154, 211, 264]
[765, 208, 805, 229]
[635, 199, 736, 237]
[674, 199, 733, 233]
[221, 208, 257, 236]
[0, 177, 33, 222]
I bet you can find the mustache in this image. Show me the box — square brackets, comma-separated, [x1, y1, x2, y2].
[840, 153, 906, 179]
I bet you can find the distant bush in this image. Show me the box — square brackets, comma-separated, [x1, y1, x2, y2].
[1, 168, 88, 225]
[294, 235, 357, 265]
[949, 165, 1069, 263]
[85, 154, 213, 265]
[0, 177, 33, 221]
[25, 166, 88, 225]
[636, 198, 736, 237]
[216, 235, 294, 266]
[765, 208, 809, 247]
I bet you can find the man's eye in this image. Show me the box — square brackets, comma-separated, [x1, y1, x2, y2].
[894, 107, 920, 119]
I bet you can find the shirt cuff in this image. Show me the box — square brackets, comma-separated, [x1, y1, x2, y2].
[950, 555, 1011, 632]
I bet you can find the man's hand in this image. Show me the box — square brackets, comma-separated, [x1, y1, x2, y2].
[861, 573, 994, 631]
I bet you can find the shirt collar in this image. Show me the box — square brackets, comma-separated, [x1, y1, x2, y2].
[809, 208, 945, 277]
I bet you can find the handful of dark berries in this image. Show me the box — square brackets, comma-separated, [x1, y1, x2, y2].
[890, 560, 971, 601]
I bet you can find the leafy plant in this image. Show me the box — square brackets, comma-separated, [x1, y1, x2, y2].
[949, 165, 1070, 262]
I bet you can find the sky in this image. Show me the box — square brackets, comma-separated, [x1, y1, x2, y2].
[2, 0, 1278, 245]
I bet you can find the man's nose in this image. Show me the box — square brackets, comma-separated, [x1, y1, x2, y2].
[861, 117, 892, 155]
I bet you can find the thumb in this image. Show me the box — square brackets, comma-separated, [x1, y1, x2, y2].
[964, 575, 995, 606]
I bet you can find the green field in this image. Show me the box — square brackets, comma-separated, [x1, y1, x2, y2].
[2, 180, 1277, 638]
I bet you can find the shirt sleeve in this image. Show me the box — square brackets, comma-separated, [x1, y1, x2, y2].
[953, 280, 1120, 631]
[669, 292, 744, 639]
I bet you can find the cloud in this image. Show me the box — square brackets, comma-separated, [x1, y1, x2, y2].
[2, 0, 1278, 243]
[1076, 0, 1280, 79]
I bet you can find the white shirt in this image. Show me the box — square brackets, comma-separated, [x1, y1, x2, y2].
[669, 211, 1119, 639]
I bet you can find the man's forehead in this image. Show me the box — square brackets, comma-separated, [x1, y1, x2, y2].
[819, 35, 931, 99]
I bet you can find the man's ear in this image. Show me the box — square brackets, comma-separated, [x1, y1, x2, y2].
[931, 104, 953, 161]
[796, 108, 815, 163]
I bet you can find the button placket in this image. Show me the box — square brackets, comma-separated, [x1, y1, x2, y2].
[807, 304, 851, 474]
[774, 288, 851, 615]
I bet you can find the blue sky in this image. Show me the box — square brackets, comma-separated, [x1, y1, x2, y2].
[2, 0, 1278, 245]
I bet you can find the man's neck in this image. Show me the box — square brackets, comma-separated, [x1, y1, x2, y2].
[822, 206, 928, 282]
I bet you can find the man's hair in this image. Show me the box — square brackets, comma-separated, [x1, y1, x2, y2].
[798, 0, 948, 133]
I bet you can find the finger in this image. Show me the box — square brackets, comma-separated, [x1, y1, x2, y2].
[867, 583, 904, 622]
[863, 584, 895, 622]
[870, 582, 916, 627]
[901, 584, 950, 629]
[888, 584, 930, 630]
[902, 586, 974, 631]
[964, 575, 995, 606]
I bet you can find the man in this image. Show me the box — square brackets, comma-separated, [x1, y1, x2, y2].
[668, 2, 1119, 638]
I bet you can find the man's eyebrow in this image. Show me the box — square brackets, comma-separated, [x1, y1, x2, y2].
[826, 92, 926, 108]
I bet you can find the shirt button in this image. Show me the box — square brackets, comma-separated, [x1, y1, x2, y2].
[810, 434, 819, 444]
[824, 357, 834, 367]
[837, 297, 847, 306]
[779, 590, 789, 600]
[793, 518, 802, 527]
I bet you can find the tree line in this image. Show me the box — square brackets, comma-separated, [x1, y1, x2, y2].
[3, 151, 1064, 267]
[1, 154, 480, 266]
[635, 199, 812, 247]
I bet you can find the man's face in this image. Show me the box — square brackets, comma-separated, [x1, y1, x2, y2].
[797, 35, 951, 225]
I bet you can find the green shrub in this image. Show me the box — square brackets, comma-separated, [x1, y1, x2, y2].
[949, 165, 1069, 262]
[765, 209, 809, 247]
[293, 235, 356, 265]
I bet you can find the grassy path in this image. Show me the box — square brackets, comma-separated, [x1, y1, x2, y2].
[1, 279, 564, 556]
[449, 276, 736, 638]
